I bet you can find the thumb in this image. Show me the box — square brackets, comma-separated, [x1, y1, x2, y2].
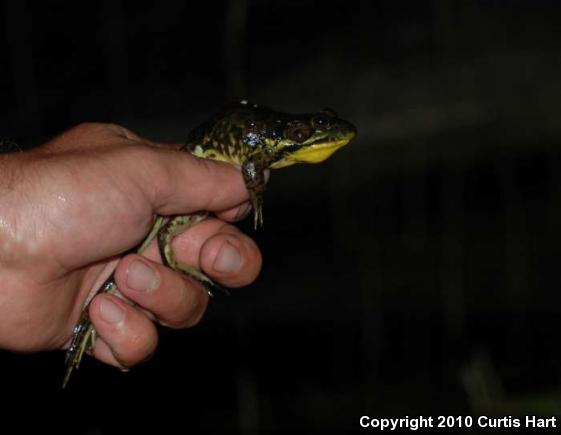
[144, 146, 249, 215]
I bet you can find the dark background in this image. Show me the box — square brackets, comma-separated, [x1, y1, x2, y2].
[2, 0, 561, 433]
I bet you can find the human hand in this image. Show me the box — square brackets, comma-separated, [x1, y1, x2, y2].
[0, 123, 261, 369]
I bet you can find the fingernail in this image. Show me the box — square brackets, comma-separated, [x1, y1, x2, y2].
[213, 241, 242, 273]
[99, 297, 125, 324]
[127, 260, 159, 292]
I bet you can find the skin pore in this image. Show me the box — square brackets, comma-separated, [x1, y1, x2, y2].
[0, 123, 262, 369]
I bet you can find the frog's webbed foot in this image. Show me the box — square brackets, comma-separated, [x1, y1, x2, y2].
[63, 312, 96, 388]
[251, 193, 263, 229]
[242, 158, 267, 229]
[158, 213, 230, 297]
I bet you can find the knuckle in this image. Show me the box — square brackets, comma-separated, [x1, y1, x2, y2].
[109, 124, 140, 140]
[73, 122, 139, 141]
[73, 122, 114, 135]
[72, 121, 104, 132]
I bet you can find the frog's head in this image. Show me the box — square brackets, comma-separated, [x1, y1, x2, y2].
[268, 109, 356, 169]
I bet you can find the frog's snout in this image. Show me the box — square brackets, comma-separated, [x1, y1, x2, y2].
[340, 119, 357, 140]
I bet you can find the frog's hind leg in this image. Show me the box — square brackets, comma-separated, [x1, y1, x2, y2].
[62, 275, 119, 388]
[63, 312, 97, 388]
[157, 212, 229, 296]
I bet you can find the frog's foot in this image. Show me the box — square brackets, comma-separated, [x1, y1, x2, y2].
[63, 314, 97, 388]
[251, 195, 263, 229]
[175, 262, 230, 297]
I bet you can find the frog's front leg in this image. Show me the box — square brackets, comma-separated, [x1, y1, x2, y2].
[242, 155, 269, 229]
[157, 212, 225, 296]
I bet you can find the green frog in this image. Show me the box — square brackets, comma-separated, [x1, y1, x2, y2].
[63, 101, 356, 387]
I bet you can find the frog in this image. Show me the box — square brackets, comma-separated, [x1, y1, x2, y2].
[63, 101, 356, 387]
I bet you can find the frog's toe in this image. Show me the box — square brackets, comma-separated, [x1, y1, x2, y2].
[176, 262, 230, 297]
[201, 279, 230, 297]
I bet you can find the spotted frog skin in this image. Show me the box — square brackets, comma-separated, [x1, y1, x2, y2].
[63, 101, 356, 387]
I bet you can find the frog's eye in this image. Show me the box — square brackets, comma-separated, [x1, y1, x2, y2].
[285, 123, 313, 143]
[312, 114, 332, 130]
[246, 119, 263, 133]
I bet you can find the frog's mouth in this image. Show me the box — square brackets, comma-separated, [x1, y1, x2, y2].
[292, 138, 350, 163]
[271, 133, 354, 168]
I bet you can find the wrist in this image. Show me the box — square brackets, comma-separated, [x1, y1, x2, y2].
[0, 153, 39, 265]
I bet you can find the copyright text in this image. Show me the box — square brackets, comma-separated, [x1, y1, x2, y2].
[359, 415, 557, 430]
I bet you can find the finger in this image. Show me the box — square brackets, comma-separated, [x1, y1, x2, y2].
[56, 123, 251, 216]
[146, 148, 250, 215]
[46, 123, 252, 216]
[155, 219, 262, 288]
[114, 254, 209, 328]
[90, 337, 127, 369]
[199, 225, 262, 288]
[215, 201, 252, 222]
[89, 293, 158, 368]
